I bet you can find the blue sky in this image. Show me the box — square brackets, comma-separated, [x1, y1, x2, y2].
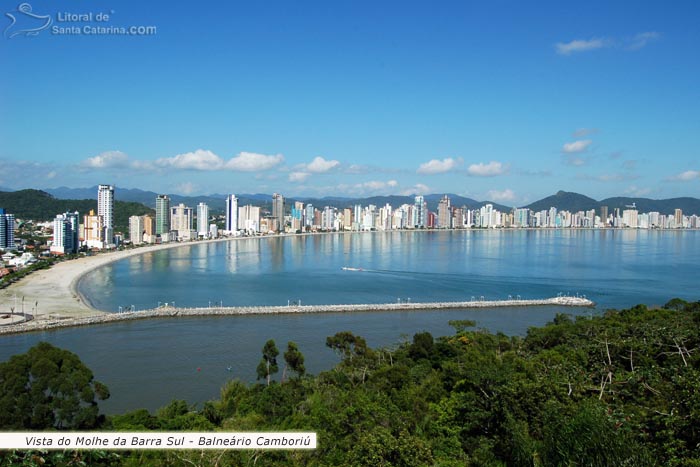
[1, 0, 698, 204]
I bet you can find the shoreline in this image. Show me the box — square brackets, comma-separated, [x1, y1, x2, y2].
[0, 296, 594, 336]
[1, 227, 686, 328]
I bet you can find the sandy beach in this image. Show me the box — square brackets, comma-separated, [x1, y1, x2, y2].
[0, 238, 240, 320]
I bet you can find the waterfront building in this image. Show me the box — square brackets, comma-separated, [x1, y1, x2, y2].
[170, 203, 194, 240]
[155, 195, 171, 235]
[238, 205, 260, 233]
[622, 209, 639, 229]
[129, 215, 145, 244]
[225, 195, 238, 233]
[292, 201, 304, 232]
[674, 209, 683, 229]
[0, 208, 15, 250]
[272, 193, 285, 232]
[197, 202, 209, 238]
[305, 204, 315, 229]
[437, 195, 451, 228]
[51, 211, 79, 255]
[599, 206, 609, 227]
[514, 208, 529, 228]
[342, 208, 353, 231]
[82, 210, 105, 249]
[98, 184, 114, 246]
[413, 196, 427, 228]
[140, 215, 156, 244]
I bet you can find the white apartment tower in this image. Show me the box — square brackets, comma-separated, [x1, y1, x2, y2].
[98, 184, 114, 245]
[129, 215, 145, 244]
[197, 202, 209, 237]
[225, 195, 238, 233]
[51, 212, 80, 255]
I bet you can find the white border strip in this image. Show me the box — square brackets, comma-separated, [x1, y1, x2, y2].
[0, 432, 316, 450]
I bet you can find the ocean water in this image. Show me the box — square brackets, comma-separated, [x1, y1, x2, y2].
[0, 229, 697, 413]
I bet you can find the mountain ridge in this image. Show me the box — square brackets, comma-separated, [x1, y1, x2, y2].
[1, 188, 698, 218]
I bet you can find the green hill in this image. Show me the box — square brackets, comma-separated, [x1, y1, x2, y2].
[525, 190, 600, 213]
[0, 189, 154, 233]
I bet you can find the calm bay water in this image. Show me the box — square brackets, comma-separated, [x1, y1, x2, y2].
[1, 230, 698, 413]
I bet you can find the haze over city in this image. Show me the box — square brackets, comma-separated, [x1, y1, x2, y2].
[2, 1, 699, 204]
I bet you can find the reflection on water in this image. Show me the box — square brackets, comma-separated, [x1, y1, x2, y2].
[0, 230, 697, 413]
[79, 230, 700, 313]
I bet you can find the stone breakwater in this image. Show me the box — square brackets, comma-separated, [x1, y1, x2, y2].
[0, 297, 593, 336]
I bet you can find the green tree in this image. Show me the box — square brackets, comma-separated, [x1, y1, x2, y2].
[326, 331, 369, 362]
[283, 341, 306, 379]
[256, 339, 279, 386]
[0, 342, 109, 430]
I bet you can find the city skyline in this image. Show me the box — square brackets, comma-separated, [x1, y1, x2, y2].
[2, 1, 699, 204]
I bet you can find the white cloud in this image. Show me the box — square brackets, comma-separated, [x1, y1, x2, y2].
[627, 31, 660, 51]
[562, 140, 592, 154]
[417, 157, 461, 175]
[155, 149, 223, 171]
[671, 170, 700, 181]
[46, 171, 57, 179]
[486, 189, 516, 203]
[399, 183, 431, 196]
[82, 151, 130, 169]
[555, 38, 609, 55]
[387, 180, 398, 187]
[225, 152, 285, 171]
[556, 32, 659, 55]
[289, 172, 311, 183]
[305, 156, 340, 173]
[467, 161, 508, 177]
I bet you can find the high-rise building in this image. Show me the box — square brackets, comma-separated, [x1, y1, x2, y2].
[142, 215, 155, 237]
[437, 195, 451, 229]
[155, 195, 171, 235]
[225, 195, 238, 233]
[129, 215, 145, 244]
[305, 204, 315, 229]
[622, 209, 639, 228]
[238, 205, 260, 233]
[272, 193, 285, 232]
[599, 206, 609, 227]
[0, 208, 15, 250]
[51, 212, 79, 255]
[83, 210, 105, 249]
[98, 185, 114, 245]
[197, 202, 209, 237]
[291, 201, 304, 232]
[674, 209, 683, 228]
[413, 196, 427, 228]
[170, 203, 193, 240]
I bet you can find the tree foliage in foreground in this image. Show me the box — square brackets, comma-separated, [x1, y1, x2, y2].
[0, 342, 110, 431]
[3, 298, 700, 466]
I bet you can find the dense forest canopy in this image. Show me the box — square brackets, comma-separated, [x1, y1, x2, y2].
[1, 298, 699, 466]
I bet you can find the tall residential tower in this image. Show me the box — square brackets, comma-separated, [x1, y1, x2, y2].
[225, 195, 238, 233]
[155, 195, 171, 235]
[98, 184, 114, 245]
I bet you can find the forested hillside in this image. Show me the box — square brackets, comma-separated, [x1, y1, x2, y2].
[0, 190, 154, 232]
